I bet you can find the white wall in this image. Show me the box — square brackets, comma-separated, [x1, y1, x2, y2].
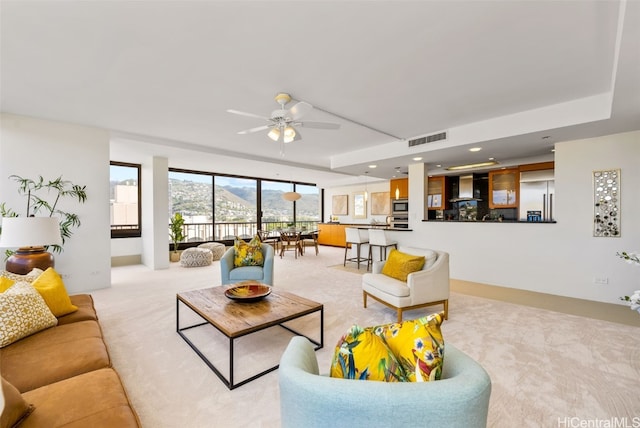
[142, 156, 170, 269]
[393, 130, 639, 305]
[323, 180, 393, 224]
[0, 114, 111, 293]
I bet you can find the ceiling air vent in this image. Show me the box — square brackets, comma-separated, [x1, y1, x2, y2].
[408, 131, 447, 147]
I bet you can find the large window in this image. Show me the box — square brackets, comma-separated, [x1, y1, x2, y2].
[215, 176, 257, 240]
[261, 180, 294, 230]
[168, 171, 213, 242]
[110, 162, 141, 238]
[168, 168, 319, 245]
[296, 184, 320, 230]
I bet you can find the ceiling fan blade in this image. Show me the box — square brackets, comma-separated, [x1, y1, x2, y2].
[226, 109, 270, 121]
[299, 121, 341, 130]
[238, 125, 271, 134]
[288, 101, 313, 120]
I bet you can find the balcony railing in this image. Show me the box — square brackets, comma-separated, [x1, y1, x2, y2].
[172, 221, 319, 243]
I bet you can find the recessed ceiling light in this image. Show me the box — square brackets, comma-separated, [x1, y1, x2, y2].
[368, 164, 377, 168]
[436, 164, 442, 168]
[469, 147, 482, 152]
[488, 157, 495, 161]
[412, 157, 423, 161]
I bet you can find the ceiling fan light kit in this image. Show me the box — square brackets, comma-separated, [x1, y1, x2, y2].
[268, 127, 280, 141]
[283, 126, 296, 143]
[229, 92, 340, 152]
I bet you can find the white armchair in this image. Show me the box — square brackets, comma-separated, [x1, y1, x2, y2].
[362, 247, 449, 322]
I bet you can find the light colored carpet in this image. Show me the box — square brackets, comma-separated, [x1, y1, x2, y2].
[92, 246, 640, 428]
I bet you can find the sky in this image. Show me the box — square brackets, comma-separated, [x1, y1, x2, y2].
[111, 165, 317, 194]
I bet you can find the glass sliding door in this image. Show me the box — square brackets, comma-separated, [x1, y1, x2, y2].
[214, 176, 257, 240]
[168, 167, 319, 244]
[168, 171, 213, 242]
[261, 180, 294, 231]
[296, 184, 320, 231]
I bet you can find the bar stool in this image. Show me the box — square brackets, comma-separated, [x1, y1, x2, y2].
[367, 229, 398, 270]
[344, 227, 370, 270]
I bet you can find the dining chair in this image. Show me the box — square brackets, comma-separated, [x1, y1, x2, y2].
[258, 229, 279, 252]
[280, 230, 302, 258]
[301, 231, 319, 256]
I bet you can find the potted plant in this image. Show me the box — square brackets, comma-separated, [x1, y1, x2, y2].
[169, 212, 185, 262]
[1, 175, 87, 255]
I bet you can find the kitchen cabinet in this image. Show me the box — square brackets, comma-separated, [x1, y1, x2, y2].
[390, 178, 408, 200]
[489, 168, 519, 209]
[317, 223, 347, 247]
[427, 176, 449, 210]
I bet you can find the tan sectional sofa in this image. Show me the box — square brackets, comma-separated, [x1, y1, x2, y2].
[1, 294, 140, 427]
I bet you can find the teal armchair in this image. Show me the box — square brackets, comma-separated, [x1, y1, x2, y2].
[220, 243, 274, 286]
[279, 336, 491, 428]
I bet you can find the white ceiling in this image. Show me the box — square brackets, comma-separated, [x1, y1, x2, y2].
[1, 1, 639, 188]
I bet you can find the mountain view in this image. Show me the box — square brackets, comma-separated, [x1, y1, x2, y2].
[111, 178, 320, 226]
[168, 179, 319, 222]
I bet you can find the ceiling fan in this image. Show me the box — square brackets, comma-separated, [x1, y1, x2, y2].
[227, 93, 340, 144]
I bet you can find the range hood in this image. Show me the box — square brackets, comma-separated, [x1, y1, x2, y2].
[449, 174, 483, 202]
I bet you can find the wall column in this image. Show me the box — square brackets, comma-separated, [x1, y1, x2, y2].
[141, 156, 169, 270]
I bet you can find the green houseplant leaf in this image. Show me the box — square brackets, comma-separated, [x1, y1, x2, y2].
[169, 212, 185, 253]
[1, 175, 88, 254]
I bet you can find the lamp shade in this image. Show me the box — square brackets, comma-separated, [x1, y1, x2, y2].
[282, 191, 301, 202]
[0, 217, 63, 248]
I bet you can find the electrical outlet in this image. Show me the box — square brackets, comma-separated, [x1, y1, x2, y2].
[594, 277, 609, 285]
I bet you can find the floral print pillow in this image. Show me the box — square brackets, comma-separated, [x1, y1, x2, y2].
[371, 312, 445, 381]
[233, 235, 264, 267]
[330, 324, 405, 382]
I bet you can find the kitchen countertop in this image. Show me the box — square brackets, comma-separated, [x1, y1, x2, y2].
[422, 219, 556, 224]
[320, 223, 413, 231]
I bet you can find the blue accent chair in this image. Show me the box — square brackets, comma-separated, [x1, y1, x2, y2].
[220, 243, 274, 286]
[279, 336, 491, 428]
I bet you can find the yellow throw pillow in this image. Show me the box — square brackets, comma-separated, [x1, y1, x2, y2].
[233, 235, 264, 268]
[0, 276, 15, 292]
[31, 268, 78, 317]
[0, 268, 44, 284]
[330, 324, 406, 382]
[0, 282, 58, 348]
[381, 249, 426, 281]
[371, 312, 445, 382]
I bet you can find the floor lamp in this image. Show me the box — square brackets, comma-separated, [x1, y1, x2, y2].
[0, 217, 63, 275]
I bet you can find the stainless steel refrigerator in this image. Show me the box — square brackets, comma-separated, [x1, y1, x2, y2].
[519, 169, 554, 221]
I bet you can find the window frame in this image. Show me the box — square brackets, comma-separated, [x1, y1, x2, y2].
[110, 161, 142, 238]
[168, 167, 319, 244]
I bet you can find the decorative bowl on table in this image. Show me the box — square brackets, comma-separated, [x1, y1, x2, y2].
[224, 282, 272, 302]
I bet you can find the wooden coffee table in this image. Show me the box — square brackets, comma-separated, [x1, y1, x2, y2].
[176, 285, 323, 390]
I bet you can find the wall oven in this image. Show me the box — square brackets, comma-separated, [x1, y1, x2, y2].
[390, 217, 409, 229]
[391, 199, 409, 228]
[392, 199, 408, 213]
